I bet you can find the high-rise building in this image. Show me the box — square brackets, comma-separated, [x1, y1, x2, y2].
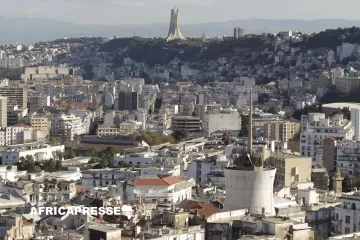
[0, 97, 7, 128]
[352, 107, 360, 141]
[172, 116, 201, 132]
[166, 7, 186, 42]
[28, 95, 50, 113]
[0, 58, 28, 68]
[0, 87, 27, 108]
[0, 51, 6, 60]
[233, 27, 245, 38]
[118, 91, 138, 111]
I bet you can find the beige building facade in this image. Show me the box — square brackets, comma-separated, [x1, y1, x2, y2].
[264, 121, 300, 142]
[265, 154, 312, 187]
[30, 116, 51, 135]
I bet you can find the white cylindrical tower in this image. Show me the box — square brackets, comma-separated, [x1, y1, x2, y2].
[224, 167, 276, 216]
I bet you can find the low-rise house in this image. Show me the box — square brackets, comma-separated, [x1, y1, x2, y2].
[119, 175, 195, 204]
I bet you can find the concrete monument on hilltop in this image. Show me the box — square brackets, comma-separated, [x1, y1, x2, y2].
[166, 7, 186, 42]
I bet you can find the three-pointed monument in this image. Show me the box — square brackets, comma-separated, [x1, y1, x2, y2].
[166, 7, 186, 42]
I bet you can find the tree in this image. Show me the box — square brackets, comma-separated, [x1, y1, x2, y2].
[64, 150, 76, 159]
[268, 107, 278, 114]
[222, 132, 230, 145]
[117, 161, 131, 168]
[172, 130, 189, 143]
[86, 149, 99, 157]
[239, 114, 249, 137]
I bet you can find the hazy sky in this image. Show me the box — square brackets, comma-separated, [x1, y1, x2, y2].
[1, 0, 359, 25]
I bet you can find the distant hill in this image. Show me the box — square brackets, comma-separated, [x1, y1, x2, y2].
[2, 17, 360, 44]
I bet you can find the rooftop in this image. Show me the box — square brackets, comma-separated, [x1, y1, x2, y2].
[130, 175, 183, 186]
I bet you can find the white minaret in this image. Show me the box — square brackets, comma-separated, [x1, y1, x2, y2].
[224, 90, 276, 216]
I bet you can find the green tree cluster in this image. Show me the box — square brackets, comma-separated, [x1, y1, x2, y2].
[172, 130, 189, 143]
[86, 147, 116, 169]
[16, 154, 62, 173]
[294, 27, 360, 50]
[17, 155, 42, 173]
[64, 150, 76, 160]
[293, 104, 323, 120]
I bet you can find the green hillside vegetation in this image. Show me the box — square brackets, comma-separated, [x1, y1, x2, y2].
[99, 36, 274, 66]
[295, 27, 360, 50]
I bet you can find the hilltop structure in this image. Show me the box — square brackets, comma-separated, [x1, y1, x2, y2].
[166, 7, 186, 42]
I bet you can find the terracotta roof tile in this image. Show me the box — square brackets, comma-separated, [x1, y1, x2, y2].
[131, 176, 183, 186]
[181, 200, 219, 219]
[71, 102, 90, 109]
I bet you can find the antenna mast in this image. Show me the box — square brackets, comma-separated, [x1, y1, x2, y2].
[248, 90, 253, 154]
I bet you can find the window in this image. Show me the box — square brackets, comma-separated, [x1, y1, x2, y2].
[345, 227, 350, 234]
[346, 215, 351, 224]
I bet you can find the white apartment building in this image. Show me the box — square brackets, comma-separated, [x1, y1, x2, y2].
[1, 143, 64, 165]
[290, 94, 316, 110]
[331, 67, 344, 80]
[119, 175, 195, 203]
[321, 139, 360, 177]
[50, 114, 83, 141]
[81, 168, 139, 190]
[68, 108, 92, 135]
[333, 192, 360, 235]
[203, 108, 241, 135]
[97, 122, 140, 137]
[300, 113, 354, 162]
[187, 159, 215, 184]
[0, 165, 25, 183]
[0, 58, 28, 68]
[0, 126, 46, 146]
[114, 152, 158, 166]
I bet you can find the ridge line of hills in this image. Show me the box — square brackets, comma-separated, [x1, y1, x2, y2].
[2, 17, 360, 43]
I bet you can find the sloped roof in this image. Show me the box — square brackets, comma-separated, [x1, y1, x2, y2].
[131, 176, 183, 186]
[180, 200, 219, 219]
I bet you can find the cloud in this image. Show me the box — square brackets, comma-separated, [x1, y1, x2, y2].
[110, 0, 144, 6]
[26, 8, 42, 15]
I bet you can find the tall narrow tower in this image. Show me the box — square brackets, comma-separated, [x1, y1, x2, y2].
[224, 90, 276, 216]
[333, 169, 343, 196]
[166, 7, 186, 42]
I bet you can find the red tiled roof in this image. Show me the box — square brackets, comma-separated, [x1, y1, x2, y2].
[76, 185, 86, 193]
[181, 200, 219, 219]
[71, 102, 90, 109]
[23, 220, 32, 225]
[217, 197, 225, 204]
[15, 124, 30, 127]
[131, 176, 183, 186]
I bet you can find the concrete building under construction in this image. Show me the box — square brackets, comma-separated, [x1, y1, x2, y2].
[166, 7, 186, 42]
[224, 92, 277, 216]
